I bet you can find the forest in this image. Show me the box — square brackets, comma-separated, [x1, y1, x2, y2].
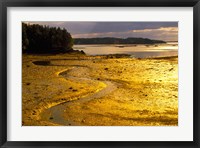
[22, 23, 74, 54]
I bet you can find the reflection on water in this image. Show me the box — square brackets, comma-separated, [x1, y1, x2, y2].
[74, 42, 178, 58]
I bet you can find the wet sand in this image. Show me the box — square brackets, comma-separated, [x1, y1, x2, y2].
[22, 54, 178, 126]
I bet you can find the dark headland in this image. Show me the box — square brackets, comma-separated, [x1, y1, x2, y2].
[74, 37, 166, 45]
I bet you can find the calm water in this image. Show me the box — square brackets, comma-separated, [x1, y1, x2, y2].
[74, 42, 178, 58]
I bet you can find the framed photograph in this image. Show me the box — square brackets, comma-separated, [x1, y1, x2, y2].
[0, 0, 199, 147]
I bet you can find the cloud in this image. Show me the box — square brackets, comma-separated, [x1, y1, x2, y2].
[25, 21, 177, 33]
[23, 22, 178, 41]
[132, 27, 178, 32]
[72, 27, 178, 41]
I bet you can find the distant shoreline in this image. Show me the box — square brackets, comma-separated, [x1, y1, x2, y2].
[74, 37, 166, 45]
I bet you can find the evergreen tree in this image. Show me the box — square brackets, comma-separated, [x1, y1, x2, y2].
[22, 23, 74, 54]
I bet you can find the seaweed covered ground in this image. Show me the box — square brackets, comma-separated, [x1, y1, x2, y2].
[22, 54, 178, 126]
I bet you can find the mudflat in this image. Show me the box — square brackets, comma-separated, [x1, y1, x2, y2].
[22, 54, 178, 126]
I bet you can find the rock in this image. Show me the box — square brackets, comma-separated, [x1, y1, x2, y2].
[81, 50, 85, 54]
[26, 82, 31, 85]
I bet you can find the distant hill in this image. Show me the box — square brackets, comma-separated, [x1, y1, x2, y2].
[74, 37, 166, 45]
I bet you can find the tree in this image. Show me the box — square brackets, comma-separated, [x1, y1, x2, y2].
[22, 23, 29, 53]
[22, 23, 74, 54]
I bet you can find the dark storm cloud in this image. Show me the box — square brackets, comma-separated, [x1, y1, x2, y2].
[26, 21, 178, 41]
[30, 22, 177, 34]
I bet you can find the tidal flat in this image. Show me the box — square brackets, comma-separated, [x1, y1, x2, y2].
[22, 54, 178, 126]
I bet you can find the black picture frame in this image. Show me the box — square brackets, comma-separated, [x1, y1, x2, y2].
[0, 0, 199, 147]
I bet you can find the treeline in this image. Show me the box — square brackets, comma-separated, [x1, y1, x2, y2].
[22, 23, 74, 54]
[74, 37, 166, 45]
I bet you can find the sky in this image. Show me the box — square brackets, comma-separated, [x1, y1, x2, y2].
[26, 22, 178, 41]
